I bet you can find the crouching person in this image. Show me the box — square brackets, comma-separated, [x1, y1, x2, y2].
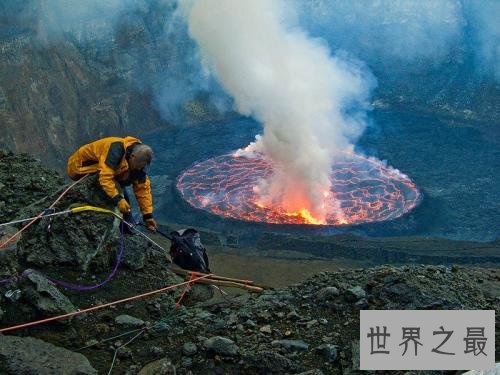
[67, 136, 158, 232]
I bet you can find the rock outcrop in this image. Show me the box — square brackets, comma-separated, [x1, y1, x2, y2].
[0, 150, 63, 224]
[15, 173, 149, 271]
[0, 151, 213, 339]
[92, 264, 495, 375]
[0, 1, 232, 170]
[0, 335, 97, 375]
[22, 270, 76, 315]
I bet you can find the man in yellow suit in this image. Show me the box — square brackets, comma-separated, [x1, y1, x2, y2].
[67, 136, 157, 231]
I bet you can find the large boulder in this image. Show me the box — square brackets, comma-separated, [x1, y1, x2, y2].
[16, 175, 116, 271]
[22, 270, 75, 315]
[16, 175, 150, 271]
[0, 335, 97, 374]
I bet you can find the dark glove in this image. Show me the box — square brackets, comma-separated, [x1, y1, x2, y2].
[143, 214, 157, 231]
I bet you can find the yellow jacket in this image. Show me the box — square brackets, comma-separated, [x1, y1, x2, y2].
[67, 136, 153, 216]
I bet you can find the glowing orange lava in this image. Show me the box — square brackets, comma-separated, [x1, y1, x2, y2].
[176, 152, 421, 225]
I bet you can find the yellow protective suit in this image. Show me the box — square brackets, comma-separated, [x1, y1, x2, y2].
[67, 136, 153, 216]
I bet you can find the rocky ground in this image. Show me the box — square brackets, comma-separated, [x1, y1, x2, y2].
[0, 151, 498, 374]
[0, 149, 63, 223]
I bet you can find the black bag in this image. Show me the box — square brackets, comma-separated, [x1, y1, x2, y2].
[169, 228, 210, 273]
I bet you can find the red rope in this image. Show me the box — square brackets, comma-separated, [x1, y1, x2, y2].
[175, 272, 197, 308]
[0, 175, 88, 250]
[0, 273, 213, 334]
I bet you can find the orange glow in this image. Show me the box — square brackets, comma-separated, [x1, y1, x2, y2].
[285, 208, 325, 225]
[255, 201, 265, 209]
[254, 201, 325, 224]
[177, 152, 421, 226]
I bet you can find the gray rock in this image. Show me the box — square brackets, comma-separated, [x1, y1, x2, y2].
[244, 319, 257, 327]
[242, 351, 304, 374]
[182, 342, 197, 356]
[181, 357, 192, 369]
[315, 343, 339, 363]
[212, 318, 229, 331]
[149, 346, 165, 357]
[257, 310, 272, 321]
[296, 370, 324, 375]
[227, 313, 238, 325]
[380, 280, 417, 305]
[127, 365, 141, 375]
[238, 309, 252, 319]
[114, 314, 145, 327]
[315, 286, 340, 301]
[138, 357, 175, 375]
[286, 310, 301, 320]
[306, 319, 318, 328]
[354, 298, 369, 308]
[260, 324, 272, 334]
[271, 339, 310, 352]
[345, 286, 366, 301]
[22, 270, 75, 315]
[121, 234, 147, 270]
[184, 284, 214, 305]
[16, 176, 116, 271]
[203, 336, 239, 357]
[195, 311, 214, 320]
[196, 335, 208, 343]
[0, 335, 97, 374]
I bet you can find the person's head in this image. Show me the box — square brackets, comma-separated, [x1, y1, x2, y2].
[128, 144, 153, 171]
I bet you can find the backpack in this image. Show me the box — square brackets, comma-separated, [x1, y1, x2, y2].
[169, 228, 210, 273]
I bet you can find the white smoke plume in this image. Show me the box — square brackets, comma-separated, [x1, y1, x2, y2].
[182, 0, 375, 221]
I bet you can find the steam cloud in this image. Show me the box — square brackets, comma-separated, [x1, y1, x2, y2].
[294, 0, 464, 62]
[183, 0, 375, 221]
[293, 0, 499, 79]
[24, 0, 499, 126]
[37, 0, 498, 81]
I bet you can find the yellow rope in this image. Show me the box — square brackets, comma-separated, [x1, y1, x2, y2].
[70, 205, 122, 220]
[2, 204, 168, 254]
